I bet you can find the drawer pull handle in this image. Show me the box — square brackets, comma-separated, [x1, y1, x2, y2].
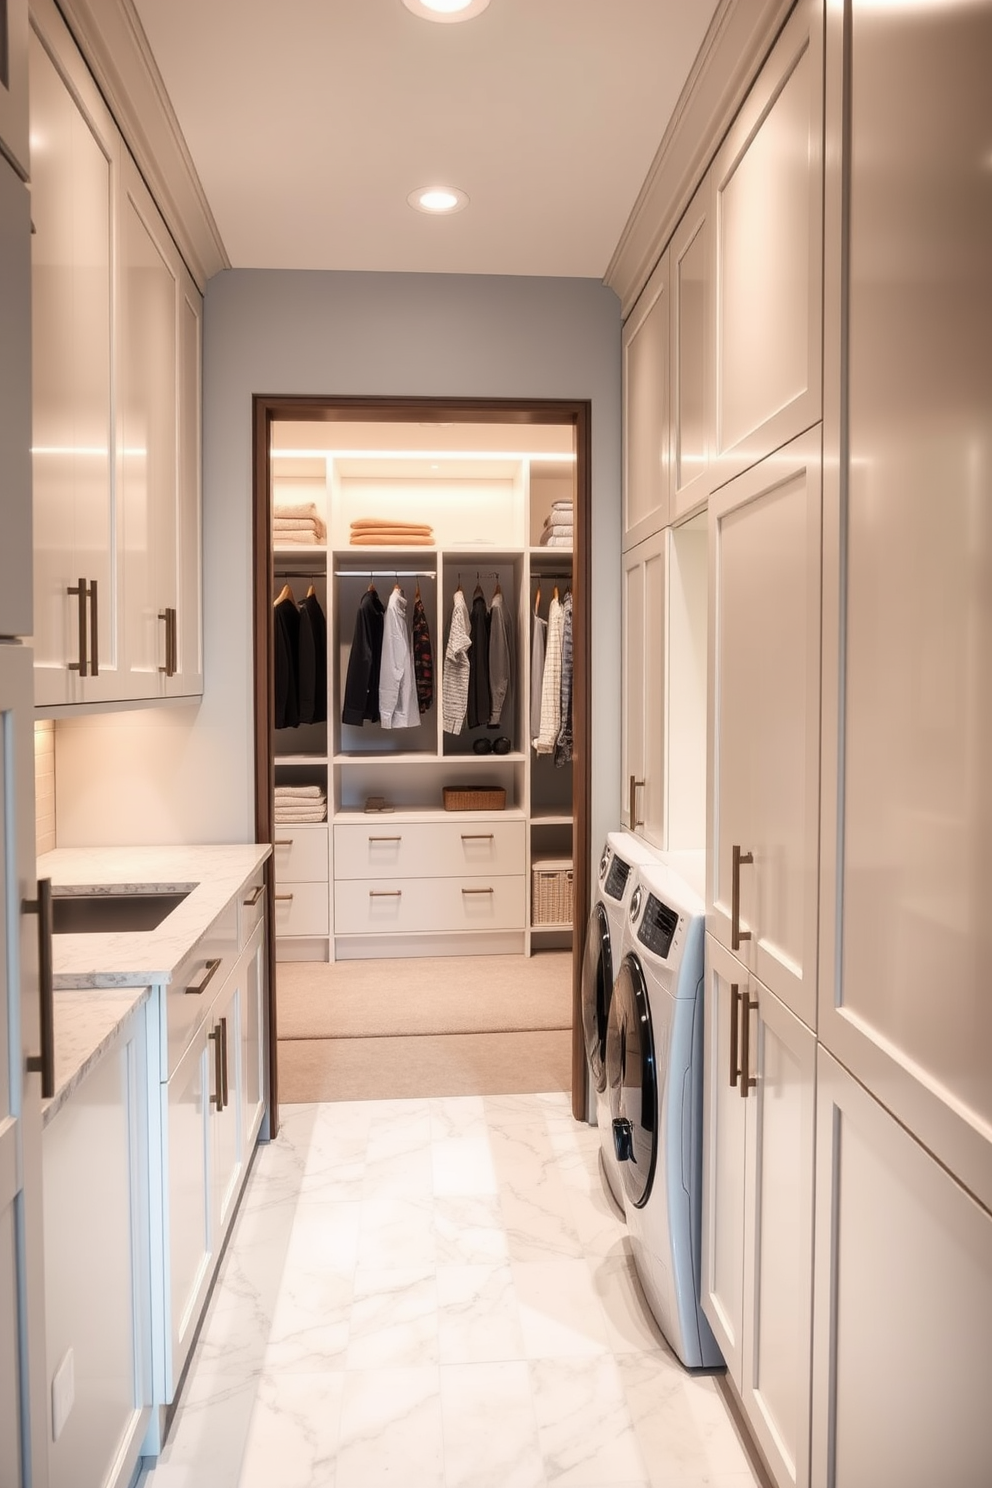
[23, 879, 55, 1099]
[369, 890, 402, 898]
[186, 957, 221, 997]
[369, 835, 402, 843]
[729, 984, 741, 1088]
[275, 893, 294, 902]
[739, 991, 759, 1099]
[461, 834, 495, 841]
[274, 839, 293, 848]
[243, 883, 264, 907]
[731, 845, 753, 951]
[461, 887, 495, 895]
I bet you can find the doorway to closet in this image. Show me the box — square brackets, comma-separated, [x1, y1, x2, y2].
[252, 398, 591, 1134]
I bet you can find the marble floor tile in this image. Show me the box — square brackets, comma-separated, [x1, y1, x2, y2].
[588, 1253, 669, 1355]
[439, 1360, 546, 1488]
[237, 1371, 347, 1488]
[283, 1200, 363, 1278]
[144, 1369, 259, 1488]
[346, 1265, 439, 1369]
[617, 1353, 757, 1488]
[264, 1266, 353, 1373]
[432, 1134, 499, 1197]
[433, 1194, 510, 1265]
[357, 1193, 438, 1268]
[513, 1259, 613, 1358]
[436, 1262, 526, 1364]
[530, 1354, 649, 1487]
[430, 1093, 489, 1142]
[335, 1365, 444, 1488]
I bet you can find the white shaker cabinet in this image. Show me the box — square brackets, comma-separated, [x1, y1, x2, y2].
[810, 1049, 992, 1488]
[621, 528, 666, 848]
[712, 0, 823, 490]
[29, 19, 124, 706]
[622, 250, 671, 549]
[707, 429, 821, 1032]
[670, 170, 714, 519]
[701, 934, 816, 1488]
[0, 155, 33, 639]
[0, 0, 28, 176]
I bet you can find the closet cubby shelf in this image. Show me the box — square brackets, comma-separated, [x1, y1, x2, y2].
[531, 813, 574, 827]
[275, 753, 329, 766]
[332, 807, 526, 825]
[332, 751, 527, 765]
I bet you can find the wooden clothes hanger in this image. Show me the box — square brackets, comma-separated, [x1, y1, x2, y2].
[473, 570, 484, 599]
[306, 583, 315, 599]
[534, 582, 542, 615]
[274, 581, 295, 607]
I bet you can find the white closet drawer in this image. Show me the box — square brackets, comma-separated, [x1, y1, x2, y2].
[334, 820, 525, 880]
[274, 881, 329, 938]
[273, 826, 329, 884]
[334, 875, 526, 935]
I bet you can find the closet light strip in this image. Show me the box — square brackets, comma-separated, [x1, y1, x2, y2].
[272, 449, 576, 463]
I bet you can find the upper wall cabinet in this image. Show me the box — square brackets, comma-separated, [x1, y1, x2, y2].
[621, 528, 667, 847]
[707, 428, 822, 1032]
[30, 20, 125, 707]
[0, 0, 28, 177]
[712, 0, 823, 490]
[622, 250, 671, 549]
[818, 0, 992, 1216]
[29, 0, 203, 710]
[670, 169, 714, 520]
[0, 139, 32, 640]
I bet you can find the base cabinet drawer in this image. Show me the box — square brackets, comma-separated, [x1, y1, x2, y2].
[334, 819, 525, 880]
[273, 825, 328, 884]
[275, 880, 330, 937]
[334, 874, 526, 935]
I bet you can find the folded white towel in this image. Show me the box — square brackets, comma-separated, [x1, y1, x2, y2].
[543, 535, 573, 548]
[273, 533, 322, 546]
[274, 502, 322, 520]
[274, 807, 328, 823]
[549, 500, 574, 516]
[275, 785, 326, 800]
[274, 517, 320, 531]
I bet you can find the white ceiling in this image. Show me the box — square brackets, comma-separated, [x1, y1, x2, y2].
[131, 0, 720, 279]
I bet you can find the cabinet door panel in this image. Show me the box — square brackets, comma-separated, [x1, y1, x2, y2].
[30, 28, 121, 704]
[174, 278, 203, 696]
[819, 0, 992, 1215]
[120, 157, 179, 697]
[742, 983, 815, 1488]
[671, 172, 713, 518]
[623, 251, 670, 548]
[166, 1030, 211, 1389]
[708, 431, 821, 1029]
[701, 934, 747, 1383]
[713, 0, 822, 487]
[241, 921, 266, 1150]
[0, 162, 32, 639]
[621, 530, 666, 847]
[211, 978, 242, 1239]
[811, 1049, 992, 1488]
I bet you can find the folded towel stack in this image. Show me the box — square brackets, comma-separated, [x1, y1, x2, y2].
[539, 499, 574, 548]
[350, 517, 435, 547]
[274, 783, 327, 824]
[274, 502, 327, 545]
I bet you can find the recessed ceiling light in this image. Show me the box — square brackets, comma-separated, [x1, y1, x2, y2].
[402, 0, 491, 22]
[408, 185, 469, 215]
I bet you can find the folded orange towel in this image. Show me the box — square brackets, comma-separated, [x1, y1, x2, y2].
[349, 533, 436, 546]
[351, 520, 433, 536]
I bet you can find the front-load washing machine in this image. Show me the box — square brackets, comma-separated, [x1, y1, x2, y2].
[582, 830, 658, 1209]
[605, 858, 722, 1368]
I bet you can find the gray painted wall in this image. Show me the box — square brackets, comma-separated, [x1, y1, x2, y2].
[56, 270, 623, 873]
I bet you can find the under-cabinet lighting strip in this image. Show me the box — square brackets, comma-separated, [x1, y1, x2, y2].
[271, 448, 575, 462]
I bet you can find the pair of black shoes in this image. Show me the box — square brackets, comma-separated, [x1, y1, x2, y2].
[473, 736, 511, 755]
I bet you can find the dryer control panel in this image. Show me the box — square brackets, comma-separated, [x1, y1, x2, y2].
[637, 893, 680, 959]
[603, 854, 631, 902]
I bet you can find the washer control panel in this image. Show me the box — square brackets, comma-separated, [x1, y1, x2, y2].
[636, 893, 680, 959]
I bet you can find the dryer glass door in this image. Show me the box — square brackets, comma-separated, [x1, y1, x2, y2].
[581, 902, 613, 1092]
[606, 951, 658, 1209]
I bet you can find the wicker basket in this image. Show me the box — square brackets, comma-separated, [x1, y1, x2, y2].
[531, 859, 574, 926]
[442, 786, 507, 811]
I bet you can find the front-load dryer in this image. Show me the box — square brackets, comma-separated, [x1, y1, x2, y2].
[605, 859, 722, 1368]
[582, 830, 658, 1209]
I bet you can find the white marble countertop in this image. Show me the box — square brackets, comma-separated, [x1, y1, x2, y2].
[38, 844, 271, 989]
[44, 986, 152, 1126]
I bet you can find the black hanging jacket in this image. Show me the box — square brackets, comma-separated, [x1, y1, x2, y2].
[342, 587, 386, 726]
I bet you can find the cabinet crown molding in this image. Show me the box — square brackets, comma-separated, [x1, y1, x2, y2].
[33, 0, 228, 289]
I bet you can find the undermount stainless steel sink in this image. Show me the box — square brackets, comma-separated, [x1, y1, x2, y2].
[51, 890, 191, 934]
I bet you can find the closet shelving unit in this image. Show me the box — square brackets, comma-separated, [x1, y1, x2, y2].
[272, 438, 574, 962]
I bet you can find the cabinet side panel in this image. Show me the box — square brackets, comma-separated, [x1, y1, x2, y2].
[836, 0, 992, 1187]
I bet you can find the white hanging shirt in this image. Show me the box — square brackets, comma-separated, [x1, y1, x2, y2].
[379, 587, 418, 729]
[534, 595, 563, 753]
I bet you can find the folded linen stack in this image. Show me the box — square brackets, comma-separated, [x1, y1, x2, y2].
[539, 499, 574, 548]
[350, 517, 435, 547]
[274, 502, 327, 545]
[274, 784, 327, 823]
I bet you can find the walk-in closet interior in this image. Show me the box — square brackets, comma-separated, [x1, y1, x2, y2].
[255, 409, 588, 1105]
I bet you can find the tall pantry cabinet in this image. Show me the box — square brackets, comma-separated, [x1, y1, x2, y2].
[29, 0, 203, 710]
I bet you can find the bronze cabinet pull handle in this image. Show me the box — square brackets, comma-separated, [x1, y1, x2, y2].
[461, 887, 495, 895]
[159, 611, 170, 673]
[209, 1023, 224, 1110]
[731, 845, 753, 951]
[461, 833, 495, 841]
[740, 991, 758, 1099]
[220, 1015, 229, 1109]
[629, 775, 645, 830]
[23, 878, 55, 1099]
[730, 983, 741, 1089]
[186, 956, 221, 996]
[89, 579, 99, 676]
[368, 835, 402, 843]
[369, 890, 401, 898]
[170, 608, 177, 676]
[68, 578, 88, 676]
[243, 883, 264, 907]
[274, 893, 294, 902]
[273, 839, 293, 847]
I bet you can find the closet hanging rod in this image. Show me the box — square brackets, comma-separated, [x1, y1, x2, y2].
[533, 573, 572, 583]
[275, 569, 330, 579]
[334, 569, 436, 579]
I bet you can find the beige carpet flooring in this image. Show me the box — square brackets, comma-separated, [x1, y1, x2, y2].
[276, 952, 572, 1038]
[276, 952, 574, 1102]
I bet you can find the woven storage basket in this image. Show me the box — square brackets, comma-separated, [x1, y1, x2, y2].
[531, 859, 574, 926]
[442, 786, 506, 811]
